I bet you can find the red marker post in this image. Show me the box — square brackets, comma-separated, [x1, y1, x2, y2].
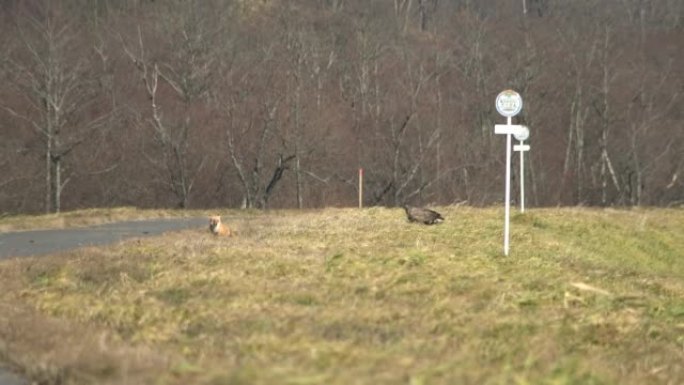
[358, 168, 364, 208]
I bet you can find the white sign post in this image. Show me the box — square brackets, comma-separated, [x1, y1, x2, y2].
[513, 126, 530, 213]
[494, 90, 523, 256]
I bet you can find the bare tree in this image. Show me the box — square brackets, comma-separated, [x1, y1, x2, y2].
[120, 1, 217, 208]
[1, 3, 108, 213]
[278, 8, 339, 208]
[553, 20, 601, 205]
[224, 94, 295, 209]
[624, 3, 681, 205]
[594, 25, 622, 205]
[217, 20, 297, 210]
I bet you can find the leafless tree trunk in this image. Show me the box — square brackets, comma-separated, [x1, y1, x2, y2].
[121, 21, 209, 208]
[2, 4, 106, 213]
[596, 26, 621, 205]
[225, 98, 293, 209]
[557, 26, 597, 205]
[626, 12, 680, 205]
[286, 29, 306, 209]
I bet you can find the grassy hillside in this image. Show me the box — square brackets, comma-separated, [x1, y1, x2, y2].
[1, 207, 683, 385]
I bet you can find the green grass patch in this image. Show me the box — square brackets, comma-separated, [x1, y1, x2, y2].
[0, 206, 683, 384]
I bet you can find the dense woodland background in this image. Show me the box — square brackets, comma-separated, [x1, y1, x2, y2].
[1, 0, 682, 214]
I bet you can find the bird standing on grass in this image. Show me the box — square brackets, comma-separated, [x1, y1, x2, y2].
[403, 205, 444, 225]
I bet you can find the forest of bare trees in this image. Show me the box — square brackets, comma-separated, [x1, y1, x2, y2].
[1, 0, 682, 214]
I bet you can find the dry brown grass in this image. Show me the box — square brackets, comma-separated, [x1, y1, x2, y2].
[1, 207, 683, 384]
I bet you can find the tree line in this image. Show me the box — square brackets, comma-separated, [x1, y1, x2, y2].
[1, 0, 682, 214]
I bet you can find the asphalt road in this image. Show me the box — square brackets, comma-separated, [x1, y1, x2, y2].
[0, 217, 207, 259]
[0, 216, 207, 384]
[0, 370, 25, 385]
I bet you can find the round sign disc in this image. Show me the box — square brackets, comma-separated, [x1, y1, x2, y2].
[495, 90, 523, 117]
[513, 125, 529, 141]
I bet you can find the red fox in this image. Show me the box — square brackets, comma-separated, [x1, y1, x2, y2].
[209, 215, 232, 236]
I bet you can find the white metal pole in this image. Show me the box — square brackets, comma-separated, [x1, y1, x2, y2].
[504, 117, 512, 256]
[520, 140, 525, 213]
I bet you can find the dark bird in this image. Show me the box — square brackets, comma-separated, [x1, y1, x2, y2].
[403, 205, 444, 225]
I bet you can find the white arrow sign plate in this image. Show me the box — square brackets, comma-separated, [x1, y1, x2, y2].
[495, 124, 526, 135]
